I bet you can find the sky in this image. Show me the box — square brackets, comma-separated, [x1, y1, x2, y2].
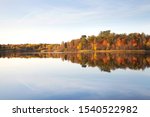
[0, 0, 150, 44]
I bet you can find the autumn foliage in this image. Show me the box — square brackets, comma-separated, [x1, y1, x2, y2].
[0, 30, 150, 52]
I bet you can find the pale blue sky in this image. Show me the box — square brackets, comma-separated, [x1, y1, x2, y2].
[0, 0, 150, 44]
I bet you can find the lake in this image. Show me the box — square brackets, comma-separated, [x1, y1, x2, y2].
[0, 52, 150, 100]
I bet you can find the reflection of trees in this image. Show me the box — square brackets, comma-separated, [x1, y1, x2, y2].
[0, 52, 150, 72]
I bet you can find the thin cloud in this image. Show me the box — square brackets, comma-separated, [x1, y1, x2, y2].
[16, 7, 98, 26]
[0, 0, 150, 44]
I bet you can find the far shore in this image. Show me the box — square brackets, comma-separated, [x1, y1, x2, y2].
[78, 50, 150, 53]
[1, 50, 150, 54]
[58, 50, 150, 54]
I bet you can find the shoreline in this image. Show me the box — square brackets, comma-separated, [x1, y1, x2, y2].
[72, 50, 150, 54]
[1, 50, 150, 54]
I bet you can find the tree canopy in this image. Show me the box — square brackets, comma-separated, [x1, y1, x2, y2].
[0, 30, 150, 52]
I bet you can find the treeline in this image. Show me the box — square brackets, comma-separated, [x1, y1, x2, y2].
[0, 44, 60, 52]
[0, 30, 150, 52]
[61, 30, 150, 51]
[0, 52, 150, 72]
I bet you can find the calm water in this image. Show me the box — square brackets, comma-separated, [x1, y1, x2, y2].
[0, 52, 150, 100]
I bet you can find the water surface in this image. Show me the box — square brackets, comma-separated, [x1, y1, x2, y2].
[0, 52, 150, 100]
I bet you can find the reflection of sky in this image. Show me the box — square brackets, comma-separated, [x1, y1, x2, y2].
[0, 58, 150, 100]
